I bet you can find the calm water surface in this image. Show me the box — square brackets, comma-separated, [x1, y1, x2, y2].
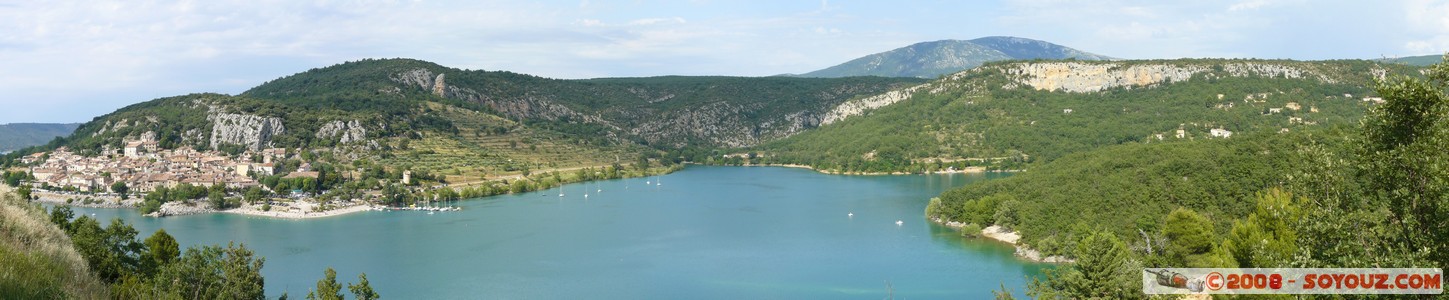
[68, 166, 1049, 299]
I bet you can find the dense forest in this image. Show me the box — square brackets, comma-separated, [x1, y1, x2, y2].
[756, 59, 1420, 173]
[947, 58, 1449, 299]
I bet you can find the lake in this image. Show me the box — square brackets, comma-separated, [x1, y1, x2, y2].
[66, 166, 1049, 299]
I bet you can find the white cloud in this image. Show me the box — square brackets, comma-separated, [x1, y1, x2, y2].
[1228, 0, 1271, 11]
[1404, 0, 1449, 54]
[627, 17, 688, 26]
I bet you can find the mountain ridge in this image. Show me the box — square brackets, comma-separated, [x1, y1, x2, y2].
[797, 36, 1113, 78]
[0, 123, 81, 153]
[752, 58, 1422, 173]
[4, 58, 920, 182]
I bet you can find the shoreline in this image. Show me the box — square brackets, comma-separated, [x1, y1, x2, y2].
[931, 217, 1074, 263]
[147, 200, 391, 220]
[735, 163, 1007, 176]
[220, 202, 382, 219]
[32, 189, 383, 220]
[32, 190, 139, 208]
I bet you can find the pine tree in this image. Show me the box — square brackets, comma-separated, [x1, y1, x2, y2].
[1028, 230, 1140, 299]
[348, 272, 380, 300]
[306, 267, 344, 300]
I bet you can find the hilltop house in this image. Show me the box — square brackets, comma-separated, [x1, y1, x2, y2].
[1210, 128, 1233, 138]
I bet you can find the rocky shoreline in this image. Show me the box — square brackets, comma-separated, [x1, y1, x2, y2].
[932, 217, 1074, 263]
[32, 190, 139, 209]
[31, 189, 380, 220]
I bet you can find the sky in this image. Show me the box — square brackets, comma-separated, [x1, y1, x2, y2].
[1, 0, 1446, 123]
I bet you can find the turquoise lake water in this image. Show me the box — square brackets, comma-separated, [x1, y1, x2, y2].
[66, 166, 1049, 299]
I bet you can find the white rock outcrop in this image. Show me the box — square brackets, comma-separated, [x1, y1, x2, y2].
[316, 120, 368, 144]
[433, 73, 446, 97]
[208, 112, 284, 151]
[1002, 62, 1328, 93]
[821, 83, 931, 125]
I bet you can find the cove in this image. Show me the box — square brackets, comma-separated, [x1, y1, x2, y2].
[65, 166, 1049, 299]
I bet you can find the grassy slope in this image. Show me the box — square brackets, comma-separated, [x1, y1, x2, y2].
[383, 102, 638, 183]
[0, 184, 108, 298]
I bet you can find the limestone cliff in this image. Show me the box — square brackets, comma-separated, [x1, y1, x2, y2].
[433, 73, 446, 97]
[1001, 61, 1331, 93]
[315, 120, 368, 144]
[391, 68, 608, 125]
[208, 112, 284, 151]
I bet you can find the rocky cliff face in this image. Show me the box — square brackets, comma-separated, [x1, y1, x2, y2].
[820, 75, 977, 125]
[380, 65, 915, 148]
[391, 68, 608, 125]
[208, 112, 284, 151]
[821, 84, 930, 125]
[433, 73, 446, 97]
[1001, 61, 1330, 93]
[316, 120, 367, 144]
[630, 102, 758, 148]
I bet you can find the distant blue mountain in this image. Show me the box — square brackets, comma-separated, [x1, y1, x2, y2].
[0, 123, 79, 152]
[1375, 54, 1443, 66]
[797, 36, 1114, 78]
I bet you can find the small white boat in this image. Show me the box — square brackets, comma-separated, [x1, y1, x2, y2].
[895, 220, 903, 226]
[847, 212, 853, 217]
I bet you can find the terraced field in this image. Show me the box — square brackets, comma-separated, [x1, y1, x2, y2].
[381, 103, 637, 184]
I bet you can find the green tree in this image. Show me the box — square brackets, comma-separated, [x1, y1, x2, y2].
[111, 182, 129, 199]
[348, 272, 379, 300]
[16, 185, 31, 201]
[1223, 188, 1301, 268]
[992, 283, 1017, 300]
[244, 186, 266, 205]
[142, 229, 180, 272]
[1162, 208, 1215, 267]
[49, 205, 74, 232]
[68, 216, 143, 283]
[209, 188, 228, 210]
[219, 242, 266, 300]
[4, 171, 21, 186]
[126, 242, 266, 300]
[307, 267, 344, 300]
[993, 199, 1021, 230]
[1358, 56, 1449, 266]
[1028, 230, 1139, 300]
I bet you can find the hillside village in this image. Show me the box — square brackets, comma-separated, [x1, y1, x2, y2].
[19, 137, 301, 195]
